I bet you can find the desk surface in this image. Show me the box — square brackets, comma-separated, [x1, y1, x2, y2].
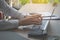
[0, 31, 60, 40]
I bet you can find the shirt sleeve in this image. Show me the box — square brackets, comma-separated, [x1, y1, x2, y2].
[0, 0, 24, 19]
[0, 0, 24, 29]
[0, 20, 19, 30]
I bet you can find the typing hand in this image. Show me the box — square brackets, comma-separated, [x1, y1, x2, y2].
[19, 14, 42, 26]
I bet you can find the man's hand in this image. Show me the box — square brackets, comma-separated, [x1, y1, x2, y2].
[19, 14, 42, 26]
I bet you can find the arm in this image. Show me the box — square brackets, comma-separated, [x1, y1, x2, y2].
[0, 0, 23, 30]
[0, 0, 24, 19]
[0, 20, 19, 30]
[0, 0, 42, 30]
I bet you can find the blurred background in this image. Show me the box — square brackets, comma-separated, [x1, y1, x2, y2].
[5, 0, 60, 10]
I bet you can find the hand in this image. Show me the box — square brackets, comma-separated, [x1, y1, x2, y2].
[19, 14, 42, 26]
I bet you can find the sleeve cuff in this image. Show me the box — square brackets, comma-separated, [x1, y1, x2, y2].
[0, 20, 19, 30]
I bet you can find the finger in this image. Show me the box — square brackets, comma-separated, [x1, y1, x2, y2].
[26, 14, 42, 19]
[33, 14, 42, 18]
[39, 17, 42, 21]
[30, 13, 39, 15]
[32, 19, 41, 24]
[32, 22, 40, 25]
[31, 15, 41, 18]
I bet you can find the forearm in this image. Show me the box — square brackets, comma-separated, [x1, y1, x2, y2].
[0, 20, 19, 30]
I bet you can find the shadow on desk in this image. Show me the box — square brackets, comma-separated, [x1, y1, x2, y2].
[0, 31, 28, 40]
